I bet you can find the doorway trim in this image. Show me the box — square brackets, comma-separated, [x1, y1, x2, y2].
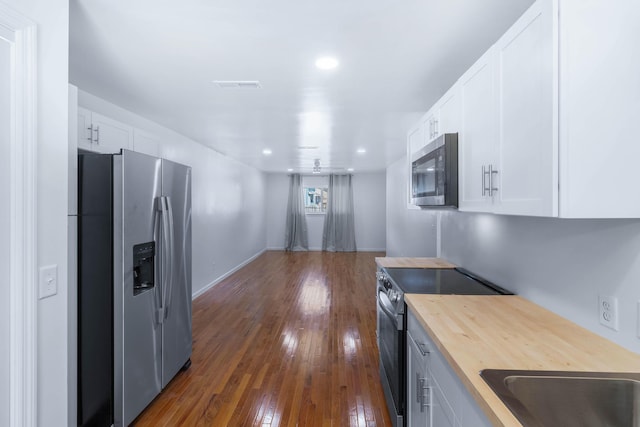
[0, 3, 38, 426]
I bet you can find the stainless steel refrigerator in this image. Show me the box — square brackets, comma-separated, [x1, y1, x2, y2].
[78, 149, 192, 427]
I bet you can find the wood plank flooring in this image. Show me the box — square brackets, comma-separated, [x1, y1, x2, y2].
[134, 251, 392, 426]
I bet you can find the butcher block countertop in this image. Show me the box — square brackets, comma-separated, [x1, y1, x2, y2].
[405, 294, 640, 427]
[375, 257, 456, 269]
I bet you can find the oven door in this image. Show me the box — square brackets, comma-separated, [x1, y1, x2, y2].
[377, 285, 404, 427]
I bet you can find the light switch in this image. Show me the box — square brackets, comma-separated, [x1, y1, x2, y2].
[39, 265, 58, 299]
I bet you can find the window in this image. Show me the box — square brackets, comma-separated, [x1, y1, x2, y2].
[304, 187, 328, 213]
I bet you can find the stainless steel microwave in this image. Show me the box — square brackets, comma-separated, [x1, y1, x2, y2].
[411, 133, 458, 207]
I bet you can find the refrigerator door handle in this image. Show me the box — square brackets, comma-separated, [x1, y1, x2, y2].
[164, 196, 175, 319]
[160, 196, 172, 322]
[152, 196, 163, 325]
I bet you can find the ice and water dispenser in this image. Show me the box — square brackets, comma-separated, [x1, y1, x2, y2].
[133, 241, 155, 295]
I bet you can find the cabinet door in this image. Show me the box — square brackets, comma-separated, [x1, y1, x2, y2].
[407, 332, 429, 426]
[438, 84, 461, 136]
[430, 378, 456, 427]
[494, 0, 558, 217]
[77, 107, 94, 151]
[459, 49, 497, 212]
[408, 121, 425, 158]
[91, 112, 133, 154]
[559, 0, 640, 218]
[423, 110, 439, 143]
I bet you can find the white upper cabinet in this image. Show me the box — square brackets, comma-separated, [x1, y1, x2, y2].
[494, 0, 557, 216]
[437, 84, 461, 137]
[559, 0, 640, 218]
[78, 107, 133, 154]
[459, 0, 556, 216]
[424, 109, 440, 143]
[423, 84, 461, 146]
[408, 118, 426, 156]
[459, 49, 498, 213]
[409, 0, 639, 217]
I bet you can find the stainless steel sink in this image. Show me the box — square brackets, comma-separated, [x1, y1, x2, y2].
[480, 369, 640, 427]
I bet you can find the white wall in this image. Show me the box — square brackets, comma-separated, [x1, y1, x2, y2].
[0, 24, 11, 427]
[4, 0, 70, 425]
[266, 172, 386, 251]
[353, 172, 386, 251]
[386, 155, 439, 257]
[266, 173, 289, 249]
[77, 90, 267, 297]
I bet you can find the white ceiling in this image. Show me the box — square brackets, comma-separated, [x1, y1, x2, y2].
[70, 0, 534, 173]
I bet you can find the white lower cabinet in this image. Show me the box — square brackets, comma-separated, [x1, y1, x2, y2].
[407, 309, 492, 427]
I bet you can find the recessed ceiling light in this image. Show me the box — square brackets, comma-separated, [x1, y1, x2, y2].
[347, 168, 354, 172]
[287, 168, 293, 172]
[315, 56, 339, 70]
[357, 148, 366, 154]
[262, 148, 272, 155]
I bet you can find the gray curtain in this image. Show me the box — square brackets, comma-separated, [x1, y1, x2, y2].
[284, 174, 309, 251]
[322, 174, 356, 252]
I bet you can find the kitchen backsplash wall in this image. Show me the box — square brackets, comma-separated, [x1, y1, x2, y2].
[386, 156, 439, 257]
[440, 212, 640, 354]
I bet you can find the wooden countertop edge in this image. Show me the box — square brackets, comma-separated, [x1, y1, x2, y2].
[374, 257, 457, 269]
[404, 295, 640, 427]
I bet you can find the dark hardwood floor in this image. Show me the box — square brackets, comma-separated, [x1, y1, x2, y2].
[134, 251, 392, 426]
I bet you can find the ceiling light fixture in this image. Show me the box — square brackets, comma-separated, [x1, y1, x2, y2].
[315, 56, 339, 70]
[312, 159, 321, 174]
[262, 148, 272, 155]
[287, 168, 293, 172]
[347, 168, 354, 172]
[357, 148, 366, 154]
[213, 80, 262, 89]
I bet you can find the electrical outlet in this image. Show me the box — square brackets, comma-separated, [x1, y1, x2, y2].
[598, 295, 619, 331]
[39, 265, 58, 299]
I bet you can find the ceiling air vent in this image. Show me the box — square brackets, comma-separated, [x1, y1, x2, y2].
[213, 80, 261, 89]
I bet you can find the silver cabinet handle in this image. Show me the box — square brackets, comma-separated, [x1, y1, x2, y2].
[416, 341, 429, 357]
[87, 124, 93, 142]
[419, 378, 430, 412]
[489, 164, 499, 196]
[482, 165, 492, 196]
[416, 373, 422, 404]
[482, 165, 486, 196]
[93, 125, 100, 144]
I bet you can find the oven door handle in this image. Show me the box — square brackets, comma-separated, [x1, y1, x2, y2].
[377, 288, 401, 329]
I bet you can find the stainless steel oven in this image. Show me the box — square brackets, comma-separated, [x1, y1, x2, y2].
[376, 271, 405, 427]
[376, 267, 511, 427]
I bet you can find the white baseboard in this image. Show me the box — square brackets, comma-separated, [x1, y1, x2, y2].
[265, 247, 386, 252]
[192, 249, 267, 299]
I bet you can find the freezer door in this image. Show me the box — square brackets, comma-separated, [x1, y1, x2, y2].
[113, 150, 163, 427]
[160, 159, 192, 388]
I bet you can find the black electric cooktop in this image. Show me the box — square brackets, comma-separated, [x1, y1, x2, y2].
[383, 267, 512, 295]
